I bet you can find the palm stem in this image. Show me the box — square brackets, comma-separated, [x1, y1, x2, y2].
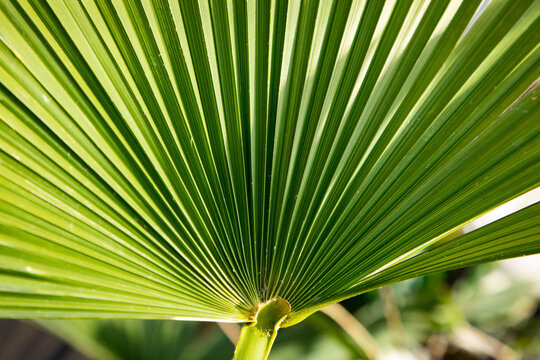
[233, 298, 290, 360]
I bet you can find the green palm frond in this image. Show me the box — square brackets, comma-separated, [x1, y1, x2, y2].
[0, 0, 539, 350]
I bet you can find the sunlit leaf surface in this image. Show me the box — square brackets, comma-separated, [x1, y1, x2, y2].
[0, 0, 538, 324]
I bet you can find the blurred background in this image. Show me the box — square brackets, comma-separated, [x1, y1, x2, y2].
[1, 190, 539, 360]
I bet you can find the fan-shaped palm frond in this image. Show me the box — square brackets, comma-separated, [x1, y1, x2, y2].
[1, 0, 539, 358]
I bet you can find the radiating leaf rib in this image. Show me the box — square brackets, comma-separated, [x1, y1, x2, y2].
[353, 201, 540, 298]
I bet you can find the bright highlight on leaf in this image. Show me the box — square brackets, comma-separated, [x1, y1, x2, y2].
[0, 0, 539, 339]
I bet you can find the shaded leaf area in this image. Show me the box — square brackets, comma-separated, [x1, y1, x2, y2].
[37, 320, 233, 360]
[0, 0, 539, 322]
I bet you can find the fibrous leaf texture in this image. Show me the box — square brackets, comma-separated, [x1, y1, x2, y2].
[0, 0, 539, 326]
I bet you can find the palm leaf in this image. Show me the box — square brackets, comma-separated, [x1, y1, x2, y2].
[0, 0, 539, 356]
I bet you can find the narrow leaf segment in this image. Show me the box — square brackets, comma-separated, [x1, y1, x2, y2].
[233, 297, 290, 360]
